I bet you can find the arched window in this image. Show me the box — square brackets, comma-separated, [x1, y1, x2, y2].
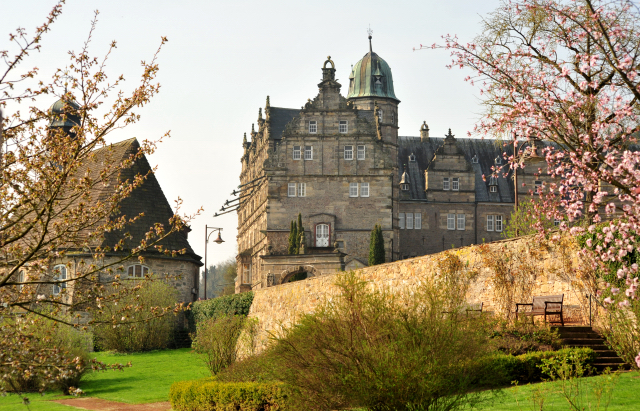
[316, 224, 330, 247]
[127, 264, 149, 278]
[52, 264, 67, 295]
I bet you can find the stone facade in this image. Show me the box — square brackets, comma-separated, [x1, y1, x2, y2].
[243, 235, 595, 355]
[233, 44, 556, 293]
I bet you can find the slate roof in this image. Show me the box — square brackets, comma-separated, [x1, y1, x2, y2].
[398, 136, 524, 203]
[78, 138, 201, 264]
[269, 107, 300, 140]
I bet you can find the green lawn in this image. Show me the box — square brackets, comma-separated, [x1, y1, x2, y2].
[472, 370, 640, 411]
[0, 348, 209, 410]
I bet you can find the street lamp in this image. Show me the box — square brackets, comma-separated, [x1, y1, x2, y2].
[204, 225, 224, 300]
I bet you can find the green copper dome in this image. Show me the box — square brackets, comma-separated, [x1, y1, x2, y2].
[48, 98, 80, 128]
[347, 51, 398, 102]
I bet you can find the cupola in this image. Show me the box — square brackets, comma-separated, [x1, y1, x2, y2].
[347, 35, 399, 102]
[48, 98, 80, 136]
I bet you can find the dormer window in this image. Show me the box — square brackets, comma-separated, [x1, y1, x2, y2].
[309, 120, 317, 133]
[409, 153, 416, 162]
[495, 156, 502, 165]
[472, 155, 478, 163]
[401, 183, 409, 191]
[489, 176, 498, 193]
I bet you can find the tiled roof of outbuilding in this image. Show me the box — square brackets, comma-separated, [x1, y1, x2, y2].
[79, 138, 201, 264]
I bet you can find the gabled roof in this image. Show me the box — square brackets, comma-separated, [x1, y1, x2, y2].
[79, 138, 201, 264]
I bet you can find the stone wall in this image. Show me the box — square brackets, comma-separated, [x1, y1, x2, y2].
[244, 235, 592, 355]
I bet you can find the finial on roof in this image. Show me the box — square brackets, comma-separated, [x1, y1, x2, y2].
[367, 25, 373, 53]
[445, 128, 455, 140]
[243, 132, 247, 145]
[266, 95, 270, 108]
[258, 107, 262, 120]
[252, 123, 255, 133]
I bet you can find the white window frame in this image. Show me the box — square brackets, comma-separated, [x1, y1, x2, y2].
[288, 183, 297, 197]
[298, 183, 306, 197]
[304, 145, 313, 160]
[309, 121, 317, 133]
[344, 145, 354, 160]
[414, 213, 421, 229]
[52, 264, 67, 295]
[554, 219, 561, 226]
[490, 186, 498, 193]
[360, 182, 369, 197]
[487, 215, 494, 231]
[399, 213, 405, 229]
[378, 109, 384, 123]
[495, 215, 503, 232]
[293, 146, 301, 160]
[457, 214, 466, 231]
[349, 182, 358, 197]
[339, 120, 348, 133]
[452, 178, 459, 191]
[357, 145, 366, 160]
[127, 264, 149, 279]
[242, 263, 251, 284]
[406, 213, 414, 229]
[443, 177, 450, 191]
[447, 214, 455, 230]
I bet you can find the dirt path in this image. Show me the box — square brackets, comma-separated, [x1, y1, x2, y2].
[51, 398, 172, 411]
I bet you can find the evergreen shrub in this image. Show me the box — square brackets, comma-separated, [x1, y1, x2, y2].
[189, 291, 254, 331]
[169, 378, 290, 411]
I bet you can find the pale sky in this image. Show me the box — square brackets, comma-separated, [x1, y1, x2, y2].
[2, 0, 502, 267]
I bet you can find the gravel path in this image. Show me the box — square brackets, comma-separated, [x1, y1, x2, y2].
[51, 398, 172, 411]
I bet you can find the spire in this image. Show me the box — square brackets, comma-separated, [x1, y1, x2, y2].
[367, 26, 373, 54]
[265, 95, 270, 109]
[258, 107, 263, 120]
[243, 132, 247, 145]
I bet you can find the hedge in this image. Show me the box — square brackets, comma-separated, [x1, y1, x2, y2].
[474, 347, 597, 387]
[189, 292, 254, 330]
[169, 378, 289, 411]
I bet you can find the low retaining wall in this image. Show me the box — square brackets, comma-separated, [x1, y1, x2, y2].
[245, 235, 593, 354]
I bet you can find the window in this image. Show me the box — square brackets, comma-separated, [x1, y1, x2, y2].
[495, 156, 502, 165]
[487, 215, 494, 231]
[293, 146, 301, 160]
[407, 213, 414, 229]
[339, 120, 348, 133]
[457, 214, 466, 230]
[344, 145, 353, 160]
[242, 263, 251, 284]
[304, 146, 313, 160]
[399, 213, 405, 229]
[52, 264, 67, 295]
[391, 112, 395, 124]
[495, 215, 503, 232]
[349, 182, 358, 197]
[298, 183, 306, 197]
[472, 155, 478, 163]
[447, 214, 456, 230]
[443, 177, 450, 191]
[127, 264, 149, 279]
[316, 224, 330, 247]
[452, 178, 459, 191]
[490, 185, 498, 193]
[414, 213, 422, 229]
[378, 109, 384, 123]
[357, 145, 366, 160]
[360, 182, 369, 197]
[535, 180, 542, 193]
[554, 219, 561, 226]
[309, 120, 317, 133]
[288, 183, 296, 197]
[17, 270, 25, 291]
[401, 183, 409, 191]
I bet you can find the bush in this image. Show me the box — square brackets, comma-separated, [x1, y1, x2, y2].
[169, 378, 290, 411]
[192, 315, 246, 376]
[190, 292, 254, 329]
[255, 270, 495, 411]
[490, 320, 562, 355]
[475, 348, 597, 388]
[1, 313, 92, 394]
[93, 279, 178, 352]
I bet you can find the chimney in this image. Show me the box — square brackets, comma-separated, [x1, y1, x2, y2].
[420, 121, 430, 142]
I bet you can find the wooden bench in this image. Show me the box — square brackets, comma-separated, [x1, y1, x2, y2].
[516, 294, 564, 325]
[464, 302, 483, 314]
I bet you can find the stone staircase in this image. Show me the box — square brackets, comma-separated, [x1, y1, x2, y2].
[551, 325, 629, 372]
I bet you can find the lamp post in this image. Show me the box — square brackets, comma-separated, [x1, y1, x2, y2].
[204, 225, 224, 300]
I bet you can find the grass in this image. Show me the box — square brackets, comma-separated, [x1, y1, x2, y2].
[471, 370, 640, 411]
[0, 347, 209, 410]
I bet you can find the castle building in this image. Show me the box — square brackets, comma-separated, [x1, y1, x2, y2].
[234, 41, 549, 293]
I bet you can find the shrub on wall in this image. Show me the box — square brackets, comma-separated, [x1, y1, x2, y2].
[169, 378, 290, 411]
[93, 279, 178, 352]
[190, 291, 254, 326]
